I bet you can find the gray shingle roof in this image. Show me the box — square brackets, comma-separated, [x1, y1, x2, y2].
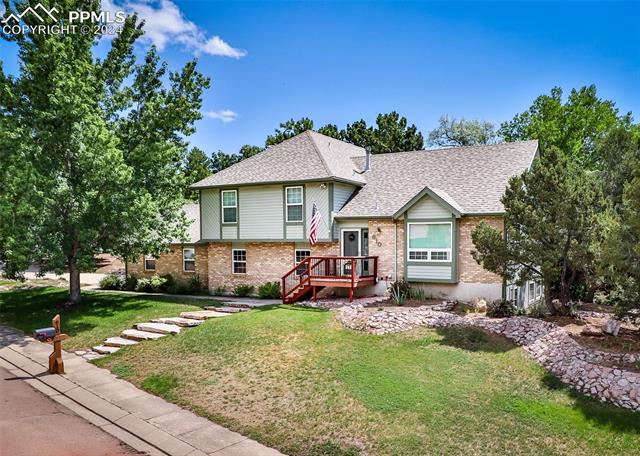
[191, 131, 366, 188]
[337, 140, 538, 218]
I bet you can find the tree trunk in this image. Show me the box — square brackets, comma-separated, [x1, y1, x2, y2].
[68, 240, 81, 305]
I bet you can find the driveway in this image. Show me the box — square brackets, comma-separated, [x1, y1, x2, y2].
[0, 365, 139, 456]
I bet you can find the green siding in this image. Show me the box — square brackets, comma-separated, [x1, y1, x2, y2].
[239, 185, 283, 239]
[333, 183, 356, 211]
[305, 183, 330, 240]
[201, 189, 220, 239]
[407, 195, 451, 219]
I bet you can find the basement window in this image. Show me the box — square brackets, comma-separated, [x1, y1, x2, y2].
[183, 248, 196, 272]
[232, 249, 247, 274]
[144, 255, 156, 272]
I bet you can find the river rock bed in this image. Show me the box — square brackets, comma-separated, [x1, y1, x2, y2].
[338, 304, 640, 412]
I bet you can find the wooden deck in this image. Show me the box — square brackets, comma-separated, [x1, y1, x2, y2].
[281, 256, 378, 303]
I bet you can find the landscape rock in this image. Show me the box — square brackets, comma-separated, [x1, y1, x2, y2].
[602, 319, 621, 337]
[581, 325, 604, 337]
[338, 305, 640, 412]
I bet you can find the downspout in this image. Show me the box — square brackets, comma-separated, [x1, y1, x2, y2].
[394, 220, 397, 281]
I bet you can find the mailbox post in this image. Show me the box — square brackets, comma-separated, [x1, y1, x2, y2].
[48, 314, 69, 374]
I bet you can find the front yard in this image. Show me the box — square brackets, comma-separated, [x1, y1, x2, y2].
[1, 288, 639, 455]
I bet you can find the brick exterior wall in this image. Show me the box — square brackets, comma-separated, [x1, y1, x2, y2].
[128, 244, 208, 284]
[206, 241, 340, 291]
[457, 216, 504, 284]
[367, 219, 404, 281]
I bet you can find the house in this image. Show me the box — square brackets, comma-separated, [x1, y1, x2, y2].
[132, 131, 538, 303]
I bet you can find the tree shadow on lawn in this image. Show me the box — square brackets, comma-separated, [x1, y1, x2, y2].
[538, 372, 640, 433]
[0, 287, 200, 336]
[433, 326, 516, 353]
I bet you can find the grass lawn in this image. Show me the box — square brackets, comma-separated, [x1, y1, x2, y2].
[0, 287, 205, 350]
[2, 290, 638, 455]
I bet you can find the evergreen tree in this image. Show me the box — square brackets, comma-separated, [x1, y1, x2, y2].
[183, 147, 212, 200]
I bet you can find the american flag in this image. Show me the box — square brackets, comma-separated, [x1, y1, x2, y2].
[308, 202, 322, 245]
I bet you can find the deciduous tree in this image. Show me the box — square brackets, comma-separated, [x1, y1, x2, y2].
[428, 115, 496, 147]
[0, 1, 209, 304]
[499, 85, 631, 168]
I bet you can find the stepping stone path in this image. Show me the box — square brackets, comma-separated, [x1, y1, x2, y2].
[77, 305, 239, 361]
[135, 322, 181, 335]
[204, 306, 249, 314]
[151, 317, 203, 327]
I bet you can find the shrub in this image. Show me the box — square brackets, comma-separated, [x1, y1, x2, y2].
[233, 284, 254, 297]
[258, 281, 281, 299]
[212, 284, 227, 296]
[389, 280, 410, 306]
[100, 273, 123, 290]
[486, 299, 516, 318]
[527, 298, 548, 318]
[409, 286, 426, 301]
[186, 275, 207, 294]
[159, 273, 175, 292]
[123, 274, 138, 291]
[135, 275, 167, 292]
[593, 290, 609, 306]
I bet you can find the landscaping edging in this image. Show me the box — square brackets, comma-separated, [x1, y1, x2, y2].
[338, 305, 640, 412]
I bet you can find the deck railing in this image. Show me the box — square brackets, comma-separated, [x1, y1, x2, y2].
[281, 256, 378, 303]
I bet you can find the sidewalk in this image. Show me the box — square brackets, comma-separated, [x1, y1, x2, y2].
[0, 326, 284, 456]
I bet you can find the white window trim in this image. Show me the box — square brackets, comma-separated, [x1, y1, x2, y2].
[295, 249, 311, 264]
[182, 247, 196, 273]
[232, 249, 247, 274]
[144, 255, 156, 272]
[285, 186, 304, 223]
[221, 190, 238, 224]
[340, 228, 362, 257]
[407, 222, 453, 263]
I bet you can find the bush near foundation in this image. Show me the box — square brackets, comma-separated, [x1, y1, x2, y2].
[258, 282, 281, 299]
[233, 284, 254, 297]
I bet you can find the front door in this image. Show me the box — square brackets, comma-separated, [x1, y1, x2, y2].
[342, 230, 360, 256]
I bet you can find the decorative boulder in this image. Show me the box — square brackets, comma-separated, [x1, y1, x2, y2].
[475, 299, 487, 313]
[581, 325, 604, 337]
[602, 319, 621, 337]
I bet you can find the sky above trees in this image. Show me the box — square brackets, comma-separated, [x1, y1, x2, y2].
[1, 1, 638, 154]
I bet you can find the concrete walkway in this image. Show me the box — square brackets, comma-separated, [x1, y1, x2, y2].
[0, 326, 284, 456]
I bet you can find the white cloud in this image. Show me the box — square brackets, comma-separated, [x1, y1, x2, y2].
[204, 110, 239, 123]
[102, 0, 247, 58]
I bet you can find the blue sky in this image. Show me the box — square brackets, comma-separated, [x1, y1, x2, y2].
[1, 1, 639, 154]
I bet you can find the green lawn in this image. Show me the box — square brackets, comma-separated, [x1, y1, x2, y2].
[0, 288, 205, 349]
[1, 289, 638, 455]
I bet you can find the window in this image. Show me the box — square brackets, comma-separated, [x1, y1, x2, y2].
[529, 282, 535, 302]
[295, 249, 311, 264]
[183, 248, 196, 272]
[144, 255, 156, 271]
[536, 281, 542, 299]
[407, 222, 452, 262]
[285, 186, 303, 222]
[232, 249, 246, 274]
[295, 249, 311, 276]
[222, 190, 237, 223]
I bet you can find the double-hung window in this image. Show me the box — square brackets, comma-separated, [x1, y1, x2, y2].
[183, 248, 196, 272]
[295, 249, 311, 276]
[144, 255, 156, 271]
[529, 282, 536, 302]
[285, 186, 303, 222]
[222, 190, 237, 223]
[232, 249, 247, 274]
[407, 222, 452, 262]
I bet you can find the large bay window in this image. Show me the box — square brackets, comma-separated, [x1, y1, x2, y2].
[407, 222, 452, 262]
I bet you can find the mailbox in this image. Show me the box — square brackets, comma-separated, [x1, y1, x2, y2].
[34, 327, 56, 342]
